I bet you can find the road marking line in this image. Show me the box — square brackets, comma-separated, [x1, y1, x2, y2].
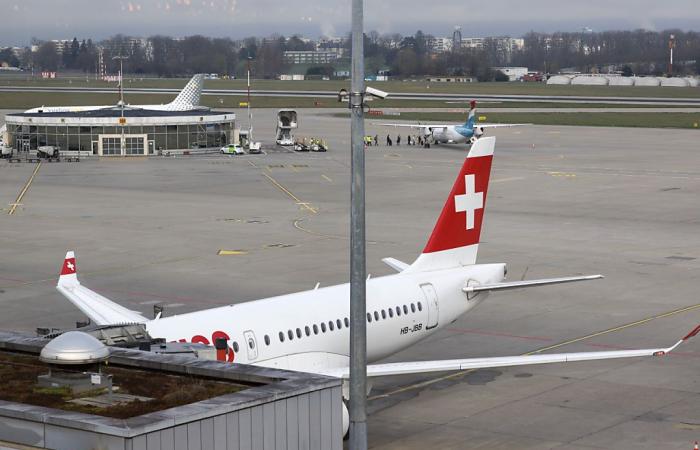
[525, 302, 700, 355]
[491, 176, 525, 184]
[322, 174, 333, 183]
[262, 173, 317, 214]
[368, 302, 700, 401]
[8, 162, 41, 215]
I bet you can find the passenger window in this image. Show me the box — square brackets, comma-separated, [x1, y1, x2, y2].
[411, 303, 416, 313]
[344, 317, 349, 327]
[388, 309, 394, 318]
[296, 328, 302, 339]
[374, 311, 379, 321]
[248, 338, 255, 349]
[313, 324, 319, 335]
[288, 330, 294, 340]
[329, 321, 335, 331]
[278, 332, 284, 343]
[321, 322, 327, 333]
[264, 335, 270, 346]
[403, 305, 408, 314]
[367, 313, 372, 323]
[381, 310, 387, 319]
[417, 302, 423, 311]
[233, 341, 240, 352]
[396, 306, 401, 316]
[336, 319, 342, 329]
[305, 326, 311, 336]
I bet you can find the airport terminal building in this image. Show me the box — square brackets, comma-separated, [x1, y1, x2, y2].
[3, 107, 236, 156]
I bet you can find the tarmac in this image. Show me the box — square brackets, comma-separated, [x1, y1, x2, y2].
[1, 108, 700, 449]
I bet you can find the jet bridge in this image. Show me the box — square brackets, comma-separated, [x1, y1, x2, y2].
[276, 109, 298, 146]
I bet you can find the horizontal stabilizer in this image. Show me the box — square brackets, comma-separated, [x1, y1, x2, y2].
[56, 252, 147, 326]
[463, 274, 603, 293]
[382, 257, 409, 273]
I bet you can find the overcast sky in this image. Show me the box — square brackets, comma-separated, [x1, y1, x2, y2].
[1, 0, 698, 45]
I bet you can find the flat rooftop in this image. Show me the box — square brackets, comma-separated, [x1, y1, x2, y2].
[8, 107, 229, 119]
[1, 108, 699, 448]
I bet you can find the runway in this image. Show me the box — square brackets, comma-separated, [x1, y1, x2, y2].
[2, 85, 700, 106]
[1, 109, 699, 448]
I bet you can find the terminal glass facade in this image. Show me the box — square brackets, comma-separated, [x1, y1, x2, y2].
[5, 122, 234, 154]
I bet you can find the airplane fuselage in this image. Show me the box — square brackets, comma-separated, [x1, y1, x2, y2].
[145, 263, 506, 372]
[431, 125, 474, 144]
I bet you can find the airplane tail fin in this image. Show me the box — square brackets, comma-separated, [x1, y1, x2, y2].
[56, 252, 147, 325]
[465, 100, 477, 128]
[166, 74, 204, 110]
[405, 136, 495, 273]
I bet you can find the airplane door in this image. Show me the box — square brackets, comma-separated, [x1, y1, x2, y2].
[420, 283, 439, 329]
[243, 330, 258, 361]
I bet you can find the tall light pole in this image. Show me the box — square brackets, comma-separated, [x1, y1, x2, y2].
[668, 34, 676, 76]
[247, 55, 254, 144]
[113, 55, 128, 156]
[348, 0, 367, 447]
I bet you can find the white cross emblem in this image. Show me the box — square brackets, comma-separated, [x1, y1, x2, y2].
[66, 261, 75, 271]
[454, 174, 483, 230]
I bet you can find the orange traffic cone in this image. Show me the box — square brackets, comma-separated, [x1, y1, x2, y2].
[693, 441, 698, 450]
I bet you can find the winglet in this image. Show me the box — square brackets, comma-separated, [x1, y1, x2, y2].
[682, 323, 700, 341]
[58, 251, 79, 287]
[656, 323, 700, 355]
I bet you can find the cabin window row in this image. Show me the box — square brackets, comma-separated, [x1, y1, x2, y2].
[273, 317, 351, 344]
[266, 302, 422, 346]
[366, 301, 422, 323]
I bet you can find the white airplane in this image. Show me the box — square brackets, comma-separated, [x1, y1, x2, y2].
[382, 100, 527, 145]
[24, 74, 205, 114]
[54, 137, 699, 435]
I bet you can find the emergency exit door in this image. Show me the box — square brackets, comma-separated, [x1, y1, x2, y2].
[420, 283, 439, 329]
[243, 330, 258, 361]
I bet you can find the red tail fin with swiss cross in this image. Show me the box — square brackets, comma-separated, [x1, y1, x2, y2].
[406, 136, 495, 273]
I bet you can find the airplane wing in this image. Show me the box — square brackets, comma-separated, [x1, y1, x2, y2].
[56, 251, 148, 325]
[320, 323, 700, 379]
[475, 123, 530, 128]
[380, 123, 450, 130]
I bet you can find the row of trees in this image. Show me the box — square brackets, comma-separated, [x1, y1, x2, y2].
[2, 29, 699, 79]
[513, 30, 700, 76]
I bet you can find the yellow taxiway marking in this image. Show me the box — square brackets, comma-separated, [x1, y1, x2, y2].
[368, 302, 700, 401]
[548, 171, 576, 178]
[217, 250, 249, 256]
[262, 173, 317, 214]
[8, 162, 41, 215]
[322, 174, 333, 183]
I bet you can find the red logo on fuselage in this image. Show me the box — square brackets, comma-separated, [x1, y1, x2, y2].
[180, 331, 235, 362]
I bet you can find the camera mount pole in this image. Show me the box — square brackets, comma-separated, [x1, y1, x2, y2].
[348, 0, 367, 447]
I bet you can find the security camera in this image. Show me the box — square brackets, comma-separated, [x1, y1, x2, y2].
[365, 86, 389, 99]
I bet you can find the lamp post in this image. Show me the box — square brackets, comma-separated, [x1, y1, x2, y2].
[348, 0, 367, 448]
